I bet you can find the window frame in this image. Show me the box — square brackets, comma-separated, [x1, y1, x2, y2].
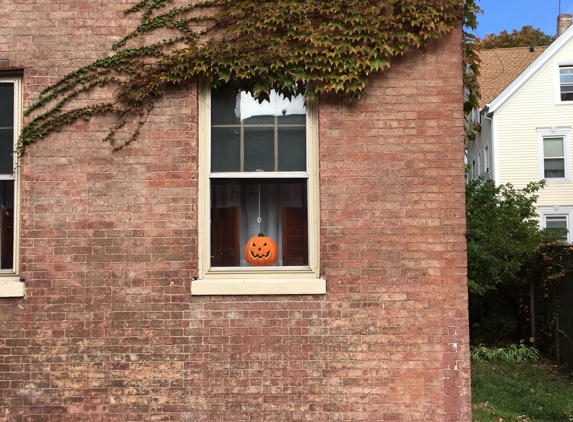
[538, 127, 570, 182]
[484, 146, 489, 174]
[193, 82, 325, 295]
[539, 205, 573, 243]
[556, 62, 573, 104]
[0, 75, 23, 297]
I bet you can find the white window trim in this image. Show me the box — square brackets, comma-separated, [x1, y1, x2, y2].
[539, 205, 573, 243]
[0, 76, 23, 298]
[555, 61, 573, 104]
[538, 126, 570, 182]
[483, 146, 489, 176]
[194, 82, 325, 295]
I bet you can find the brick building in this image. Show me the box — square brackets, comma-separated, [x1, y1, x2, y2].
[0, 1, 470, 420]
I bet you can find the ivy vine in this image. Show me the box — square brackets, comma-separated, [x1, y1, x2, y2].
[18, 0, 480, 155]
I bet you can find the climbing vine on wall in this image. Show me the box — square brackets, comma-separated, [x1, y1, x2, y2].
[18, 0, 480, 154]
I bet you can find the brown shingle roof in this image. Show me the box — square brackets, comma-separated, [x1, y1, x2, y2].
[477, 46, 549, 106]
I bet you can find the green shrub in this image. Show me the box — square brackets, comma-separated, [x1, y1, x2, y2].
[471, 342, 540, 363]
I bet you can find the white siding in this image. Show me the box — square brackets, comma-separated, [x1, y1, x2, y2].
[495, 41, 573, 207]
[466, 111, 493, 180]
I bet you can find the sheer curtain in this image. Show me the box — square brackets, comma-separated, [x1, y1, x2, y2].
[211, 179, 306, 266]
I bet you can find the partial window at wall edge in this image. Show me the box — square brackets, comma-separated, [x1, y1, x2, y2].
[0, 72, 23, 298]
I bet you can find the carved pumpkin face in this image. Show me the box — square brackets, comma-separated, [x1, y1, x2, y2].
[244, 233, 278, 266]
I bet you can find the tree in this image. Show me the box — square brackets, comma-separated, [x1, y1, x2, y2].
[476, 25, 555, 49]
[466, 178, 555, 295]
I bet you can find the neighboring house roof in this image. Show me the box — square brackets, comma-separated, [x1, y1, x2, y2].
[478, 46, 548, 106]
[482, 23, 573, 113]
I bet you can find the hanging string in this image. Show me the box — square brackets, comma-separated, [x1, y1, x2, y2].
[257, 182, 262, 234]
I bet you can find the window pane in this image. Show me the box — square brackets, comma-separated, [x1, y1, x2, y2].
[278, 114, 306, 125]
[278, 127, 306, 171]
[546, 216, 568, 241]
[282, 207, 308, 266]
[544, 158, 565, 178]
[0, 84, 14, 128]
[244, 127, 274, 172]
[546, 216, 567, 229]
[0, 129, 14, 174]
[211, 86, 307, 174]
[211, 127, 240, 172]
[544, 138, 564, 157]
[238, 91, 306, 122]
[0, 180, 14, 270]
[211, 88, 240, 125]
[210, 178, 308, 267]
[244, 115, 274, 125]
[561, 66, 573, 79]
[560, 68, 573, 101]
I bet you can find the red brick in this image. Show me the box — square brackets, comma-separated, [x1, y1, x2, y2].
[1, 5, 469, 420]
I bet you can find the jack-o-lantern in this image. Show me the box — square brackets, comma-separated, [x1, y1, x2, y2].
[244, 233, 278, 266]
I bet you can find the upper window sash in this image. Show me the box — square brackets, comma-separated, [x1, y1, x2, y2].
[0, 79, 19, 176]
[560, 65, 573, 101]
[210, 89, 307, 174]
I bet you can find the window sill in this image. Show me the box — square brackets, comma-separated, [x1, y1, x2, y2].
[191, 277, 326, 295]
[0, 276, 24, 297]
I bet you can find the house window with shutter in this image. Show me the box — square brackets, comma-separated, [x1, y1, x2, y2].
[194, 83, 325, 295]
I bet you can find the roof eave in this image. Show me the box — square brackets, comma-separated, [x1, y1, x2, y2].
[486, 25, 573, 114]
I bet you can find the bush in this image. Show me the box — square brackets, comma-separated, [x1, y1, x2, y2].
[471, 342, 540, 363]
[466, 178, 554, 295]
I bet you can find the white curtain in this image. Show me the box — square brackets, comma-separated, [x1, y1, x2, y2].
[212, 180, 306, 266]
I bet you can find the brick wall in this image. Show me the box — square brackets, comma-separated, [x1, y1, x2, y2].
[0, 0, 470, 420]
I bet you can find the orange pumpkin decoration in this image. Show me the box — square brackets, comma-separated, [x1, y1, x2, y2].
[244, 233, 279, 266]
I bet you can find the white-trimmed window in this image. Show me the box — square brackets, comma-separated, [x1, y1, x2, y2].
[0, 76, 23, 297]
[558, 65, 573, 102]
[540, 206, 573, 242]
[538, 127, 570, 181]
[483, 146, 489, 173]
[194, 83, 325, 295]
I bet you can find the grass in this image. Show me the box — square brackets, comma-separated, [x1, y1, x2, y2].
[472, 360, 573, 421]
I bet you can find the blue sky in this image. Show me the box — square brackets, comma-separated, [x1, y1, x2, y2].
[473, 0, 573, 38]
